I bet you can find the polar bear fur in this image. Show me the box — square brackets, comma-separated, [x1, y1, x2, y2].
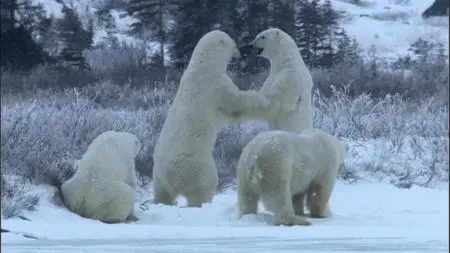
[239, 28, 313, 133]
[61, 131, 141, 223]
[237, 129, 348, 226]
[152, 30, 275, 207]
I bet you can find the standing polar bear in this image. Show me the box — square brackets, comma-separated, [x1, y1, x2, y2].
[152, 30, 276, 207]
[61, 131, 141, 223]
[237, 129, 348, 226]
[239, 28, 313, 133]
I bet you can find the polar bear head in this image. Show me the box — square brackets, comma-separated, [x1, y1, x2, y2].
[188, 30, 240, 71]
[103, 131, 142, 158]
[239, 28, 296, 61]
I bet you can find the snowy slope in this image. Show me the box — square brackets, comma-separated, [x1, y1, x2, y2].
[334, 0, 448, 61]
[36, 0, 448, 62]
[2, 182, 448, 253]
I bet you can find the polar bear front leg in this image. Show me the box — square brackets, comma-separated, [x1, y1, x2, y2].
[153, 177, 177, 206]
[184, 159, 219, 207]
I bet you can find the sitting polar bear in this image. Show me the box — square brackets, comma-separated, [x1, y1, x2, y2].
[239, 28, 313, 133]
[61, 131, 141, 223]
[152, 30, 276, 207]
[236, 129, 348, 226]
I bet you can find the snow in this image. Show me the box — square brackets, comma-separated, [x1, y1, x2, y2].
[34, 0, 449, 62]
[2, 181, 448, 252]
[333, 0, 449, 61]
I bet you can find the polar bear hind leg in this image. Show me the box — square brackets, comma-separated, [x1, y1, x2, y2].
[184, 159, 218, 207]
[292, 192, 306, 216]
[306, 170, 336, 218]
[261, 183, 311, 226]
[237, 176, 260, 216]
[88, 180, 136, 224]
[153, 178, 177, 206]
[185, 187, 215, 207]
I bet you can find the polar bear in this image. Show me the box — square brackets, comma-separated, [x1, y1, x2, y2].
[61, 131, 141, 223]
[237, 129, 348, 226]
[152, 30, 276, 207]
[239, 28, 313, 133]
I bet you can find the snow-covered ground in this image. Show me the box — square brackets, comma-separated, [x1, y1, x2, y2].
[2, 181, 448, 253]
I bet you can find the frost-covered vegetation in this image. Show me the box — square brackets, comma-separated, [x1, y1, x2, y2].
[1, 40, 448, 219]
[1, 0, 448, 220]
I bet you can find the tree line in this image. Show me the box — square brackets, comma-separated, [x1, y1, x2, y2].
[1, 0, 446, 84]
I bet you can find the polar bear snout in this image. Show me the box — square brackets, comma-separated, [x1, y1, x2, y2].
[238, 44, 263, 58]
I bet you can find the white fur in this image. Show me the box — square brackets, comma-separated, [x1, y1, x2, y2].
[251, 28, 314, 133]
[61, 131, 141, 223]
[237, 129, 348, 226]
[152, 30, 272, 207]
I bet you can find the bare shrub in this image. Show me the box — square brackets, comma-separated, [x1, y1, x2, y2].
[0, 90, 170, 185]
[85, 41, 166, 87]
[77, 81, 175, 110]
[313, 86, 448, 139]
[1, 176, 40, 219]
[1, 66, 98, 96]
[214, 122, 266, 191]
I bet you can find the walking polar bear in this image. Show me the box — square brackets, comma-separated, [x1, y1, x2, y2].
[239, 28, 313, 133]
[152, 30, 279, 207]
[61, 131, 141, 223]
[237, 129, 348, 226]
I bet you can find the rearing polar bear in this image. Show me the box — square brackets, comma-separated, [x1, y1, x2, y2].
[239, 28, 313, 133]
[152, 30, 276, 207]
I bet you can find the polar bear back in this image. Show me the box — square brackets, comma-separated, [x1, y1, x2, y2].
[291, 129, 345, 185]
[154, 31, 243, 162]
[77, 131, 140, 182]
[239, 129, 345, 194]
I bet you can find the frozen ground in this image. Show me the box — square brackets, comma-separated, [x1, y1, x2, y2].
[2, 181, 448, 253]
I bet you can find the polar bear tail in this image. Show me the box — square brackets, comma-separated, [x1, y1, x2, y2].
[246, 143, 279, 187]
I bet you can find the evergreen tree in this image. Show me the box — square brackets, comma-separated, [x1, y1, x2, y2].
[334, 28, 361, 66]
[218, 0, 243, 41]
[295, 0, 351, 68]
[128, 0, 176, 76]
[56, 5, 94, 70]
[169, 0, 220, 70]
[35, 14, 59, 56]
[239, 0, 271, 75]
[270, 0, 295, 38]
[1, 0, 16, 32]
[295, 0, 323, 67]
[316, 0, 340, 67]
[1, 0, 54, 70]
